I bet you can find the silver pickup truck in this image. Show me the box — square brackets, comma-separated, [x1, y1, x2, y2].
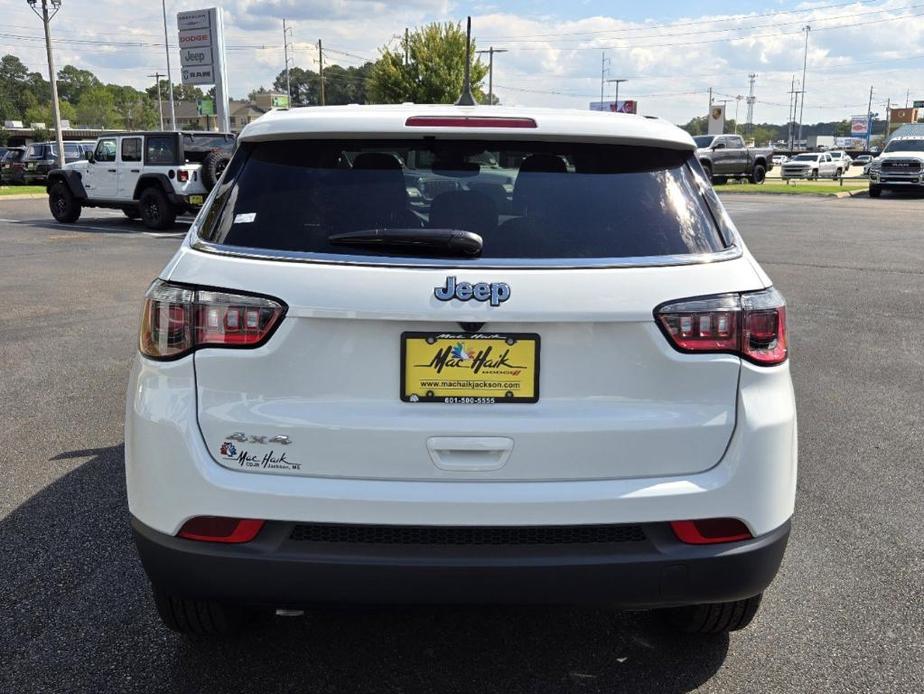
[693, 134, 774, 185]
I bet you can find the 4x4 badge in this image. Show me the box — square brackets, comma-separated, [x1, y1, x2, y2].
[434, 276, 510, 307]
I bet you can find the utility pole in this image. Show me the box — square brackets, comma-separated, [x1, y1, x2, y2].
[283, 19, 292, 103]
[148, 72, 165, 129]
[708, 87, 713, 114]
[476, 46, 508, 105]
[404, 27, 409, 66]
[734, 94, 743, 134]
[28, 0, 65, 168]
[745, 73, 756, 135]
[600, 52, 610, 105]
[905, 89, 910, 108]
[797, 25, 810, 146]
[162, 0, 176, 130]
[866, 85, 874, 150]
[886, 97, 892, 140]
[317, 39, 325, 106]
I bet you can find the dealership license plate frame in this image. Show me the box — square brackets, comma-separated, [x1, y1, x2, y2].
[401, 331, 540, 404]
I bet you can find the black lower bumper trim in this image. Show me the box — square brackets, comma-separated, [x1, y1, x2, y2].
[132, 518, 790, 609]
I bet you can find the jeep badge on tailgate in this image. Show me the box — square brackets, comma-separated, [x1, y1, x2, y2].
[434, 276, 511, 307]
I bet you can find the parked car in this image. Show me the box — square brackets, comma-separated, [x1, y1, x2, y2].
[853, 154, 873, 167]
[867, 136, 924, 197]
[827, 150, 851, 174]
[781, 152, 839, 180]
[771, 154, 788, 166]
[126, 105, 796, 637]
[0, 146, 26, 185]
[693, 133, 774, 184]
[20, 141, 91, 184]
[47, 131, 235, 229]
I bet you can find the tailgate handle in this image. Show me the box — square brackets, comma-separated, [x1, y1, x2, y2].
[427, 437, 513, 472]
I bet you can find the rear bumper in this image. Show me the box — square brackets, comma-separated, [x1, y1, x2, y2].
[132, 517, 790, 608]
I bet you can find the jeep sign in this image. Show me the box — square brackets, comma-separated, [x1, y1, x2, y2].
[180, 46, 212, 67]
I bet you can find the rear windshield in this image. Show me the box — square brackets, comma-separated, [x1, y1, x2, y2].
[199, 139, 727, 262]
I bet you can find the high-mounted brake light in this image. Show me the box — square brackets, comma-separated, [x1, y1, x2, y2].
[671, 519, 752, 545]
[655, 288, 787, 365]
[139, 280, 286, 360]
[178, 516, 265, 543]
[405, 116, 537, 129]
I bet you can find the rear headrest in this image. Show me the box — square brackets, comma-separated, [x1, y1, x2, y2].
[518, 153, 567, 175]
[514, 154, 568, 211]
[352, 152, 404, 170]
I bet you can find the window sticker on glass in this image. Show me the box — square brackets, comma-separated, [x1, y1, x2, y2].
[233, 212, 257, 224]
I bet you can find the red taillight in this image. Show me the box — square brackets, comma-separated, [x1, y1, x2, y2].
[177, 169, 189, 182]
[178, 516, 265, 543]
[405, 115, 537, 128]
[655, 288, 787, 365]
[671, 519, 752, 545]
[139, 280, 286, 360]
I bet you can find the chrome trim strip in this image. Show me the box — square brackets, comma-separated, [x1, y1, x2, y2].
[190, 238, 742, 269]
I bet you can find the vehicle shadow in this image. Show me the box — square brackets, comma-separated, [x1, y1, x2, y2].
[1, 445, 728, 694]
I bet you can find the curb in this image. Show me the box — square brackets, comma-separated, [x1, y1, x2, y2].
[0, 193, 47, 201]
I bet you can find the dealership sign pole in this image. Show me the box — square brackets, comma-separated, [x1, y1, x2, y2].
[177, 7, 230, 132]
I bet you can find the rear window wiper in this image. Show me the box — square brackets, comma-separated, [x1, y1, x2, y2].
[327, 228, 483, 257]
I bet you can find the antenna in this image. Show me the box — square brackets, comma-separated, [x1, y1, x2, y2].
[455, 16, 476, 106]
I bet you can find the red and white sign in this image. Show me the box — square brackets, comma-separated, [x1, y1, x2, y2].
[178, 29, 211, 48]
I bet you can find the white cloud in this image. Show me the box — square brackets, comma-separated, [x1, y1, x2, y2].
[1, 0, 922, 125]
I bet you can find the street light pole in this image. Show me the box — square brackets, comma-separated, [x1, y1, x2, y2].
[162, 0, 176, 130]
[605, 78, 627, 109]
[148, 72, 165, 130]
[28, 0, 65, 168]
[475, 46, 508, 105]
[797, 25, 810, 146]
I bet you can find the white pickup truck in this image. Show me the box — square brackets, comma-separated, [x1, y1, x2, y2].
[868, 136, 924, 198]
[47, 131, 234, 229]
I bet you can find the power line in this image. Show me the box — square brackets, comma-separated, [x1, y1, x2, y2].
[478, 0, 880, 40]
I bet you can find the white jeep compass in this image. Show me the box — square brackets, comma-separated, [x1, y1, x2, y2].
[126, 105, 797, 636]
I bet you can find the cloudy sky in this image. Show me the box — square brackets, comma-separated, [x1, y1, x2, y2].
[1, 0, 921, 124]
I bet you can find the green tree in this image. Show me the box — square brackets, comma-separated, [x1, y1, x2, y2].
[107, 84, 158, 129]
[56, 65, 101, 103]
[367, 22, 488, 104]
[0, 128, 9, 146]
[31, 126, 51, 142]
[0, 54, 45, 121]
[24, 100, 76, 127]
[75, 85, 119, 128]
[272, 62, 374, 106]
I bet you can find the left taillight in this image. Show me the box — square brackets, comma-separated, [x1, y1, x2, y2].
[139, 280, 286, 360]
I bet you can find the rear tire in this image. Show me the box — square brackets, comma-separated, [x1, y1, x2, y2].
[749, 164, 766, 184]
[660, 594, 763, 634]
[139, 187, 176, 230]
[869, 184, 882, 198]
[48, 181, 81, 223]
[152, 586, 248, 636]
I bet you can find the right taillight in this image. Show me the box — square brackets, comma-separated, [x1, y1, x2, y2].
[139, 280, 286, 360]
[655, 288, 787, 365]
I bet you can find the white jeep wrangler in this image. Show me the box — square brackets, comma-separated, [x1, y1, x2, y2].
[47, 131, 234, 230]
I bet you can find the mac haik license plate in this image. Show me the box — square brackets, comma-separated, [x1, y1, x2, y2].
[401, 332, 540, 404]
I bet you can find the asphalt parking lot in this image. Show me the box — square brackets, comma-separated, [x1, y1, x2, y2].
[1, 195, 922, 693]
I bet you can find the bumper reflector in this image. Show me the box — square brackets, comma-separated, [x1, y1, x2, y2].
[177, 516, 265, 543]
[670, 518, 752, 545]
